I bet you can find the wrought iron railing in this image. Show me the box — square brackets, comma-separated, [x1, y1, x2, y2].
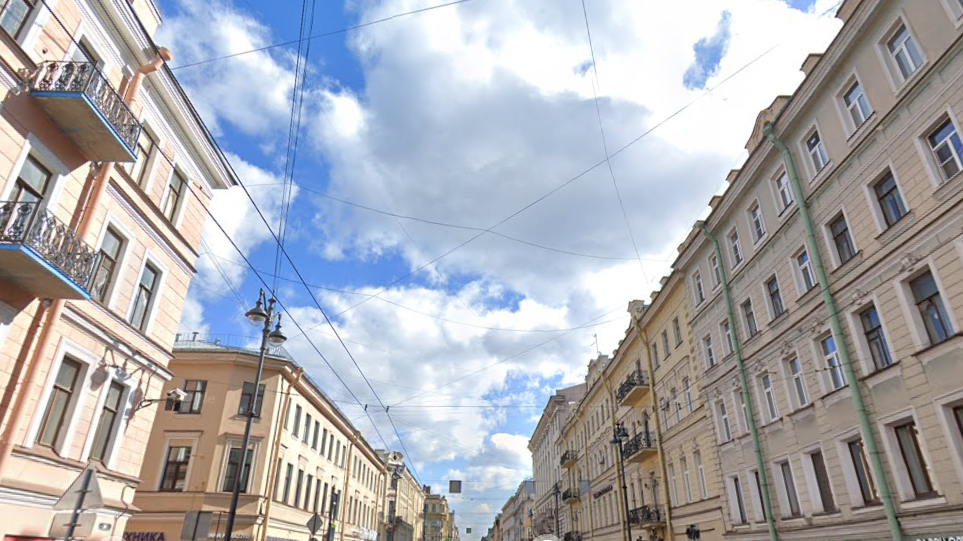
[628, 505, 664, 525]
[0, 201, 98, 289]
[622, 431, 656, 459]
[559, 450, 578, 466]
[28, 61, 142, 152]
[616, 370, 649, 403]
[561, 488, 579, 501]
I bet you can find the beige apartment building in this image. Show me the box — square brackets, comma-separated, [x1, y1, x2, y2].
[529, 384, 585, 537]
[499, 480, 534, 541]
[425, 494, 452, 541]
[380, 450, 426, 541]
[0, 0, 236, 536]
[674, 1, 963, 540]
[632, 274, 726, 541]
[126, 338, 386, 541]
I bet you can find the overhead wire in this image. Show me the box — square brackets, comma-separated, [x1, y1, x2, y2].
[171, 0, 480, 70]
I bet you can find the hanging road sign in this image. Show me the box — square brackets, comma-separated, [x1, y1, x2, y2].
[448, 480, 461, 494]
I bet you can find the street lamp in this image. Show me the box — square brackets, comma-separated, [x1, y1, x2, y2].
[223, 289, 287, 539]
[610, 422, 632, 541]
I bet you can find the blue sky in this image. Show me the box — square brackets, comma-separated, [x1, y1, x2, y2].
[156, 0, 842, 536]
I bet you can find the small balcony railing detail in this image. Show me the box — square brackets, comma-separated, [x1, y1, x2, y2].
[560, 450, 578, 467]
[561, 488, 579, 502]
[622, 432, 657, 460]
[616, 370, 650, 404]
[28, 61, 142, 160]
[628, 505, 664, 525]
[0, 201, 98, 292]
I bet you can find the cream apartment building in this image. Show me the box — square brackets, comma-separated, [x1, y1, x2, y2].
[0, 0, 236, 536]
[675, 1, 963, 540]
[529, 384, 585, 537]
[127, 338, 386, 541]
[632, 274, 726, 541]
[425, 494, 452, 541]
[380, 450, 426, 541]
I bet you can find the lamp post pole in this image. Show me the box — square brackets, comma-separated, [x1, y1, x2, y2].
[612, 422, 632, 541]
[552, 482, 561, 538]
[223, 290, 287, 540]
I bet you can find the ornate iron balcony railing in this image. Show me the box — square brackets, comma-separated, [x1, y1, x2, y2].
[622, 431, 656, 459]
[616, 370, 649, 403]
[628, 505, 664, 525]
[0, 201, 98, 290]
[28, 61, 142, 154]
[561, 488, 579, 501]
[559, 450, 578, 466]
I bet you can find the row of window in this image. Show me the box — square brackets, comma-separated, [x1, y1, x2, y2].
[727, 404, 963, 526]
[666, 451, 709, 508]
[702, 261, 955, 384]
[651, 317, 684, 372]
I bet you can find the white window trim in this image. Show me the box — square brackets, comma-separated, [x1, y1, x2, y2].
[220, 438, 261, 494]
[79, 366, 135, 469]
[728, 227, 744, 268]
[892, 258, 959, 350]
[797, 122, 831, 182]
[17, 0, 58, 52]
[24, 338, 97, 456]
[742, 298, 758, 339]
[799, 444, 838, 515]
[703, 334, 716, 370]
[746, 199, 767, 245]
[933, 389, 963, 488]
[709, 253, 722, 289]
[834, 71, 874, 138]
[720, 320, 733, 355]
[792, 248, 817, 297]
[875, 408, 941, 502]
[770, 168, 795, 217]
[782, 354, 809, 411]
[915, 110, 963, 189]
[155, 433, 201, 491]
[939, 0, 963, 27]
[92, 213, 134, 310]
[758, 372, 779, 423]
[125, 249, 169, 337]
[844, 293, 896, 376]
[822, 207, 858, 269]
[875, 13, 927, 93]
[62, 27, 114, 75]
[734, 388, 749, 435]
[159, 163, 192, 228]
[1, 135, 69, 212]
[811, 332, 845, 396]
[133, 120, 163, 195]
[716, 398, 731, 443]
[746, 469, 765, 522]
[772, 457, 802, 518]
[863, 161, 909, 234]
[834, 429, 876, 509]
[692, 270, 706, 305]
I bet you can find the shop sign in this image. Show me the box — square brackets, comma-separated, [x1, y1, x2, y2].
[912, 536, 963, 541]
[124, 534, 166, 541]
[207, 534, 252, 540]
[592, 485, 612, 500]
[267, 537, 299, 541]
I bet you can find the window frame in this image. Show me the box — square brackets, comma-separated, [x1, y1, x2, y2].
[728, 227, 744, 268]
[925, 116, 963, 184]
[176, 379, 207, 414]
[222, 442, 256, 493]
[709, 252, 721, 288]
[81, 368, 132, 468]
[673, 317, 682, 347]
[760, 372, 779, 422]
[692, 271, 706, 305]
[795, 249, 817, 294]
[742, 298, 758, 338]
[703, 334, 716, 370]
[878, 18, 925, 88]
[771, 169, 794, 214]
[766, 275, 786, 319]
[878, 411, 940, 502]
[160, 167, 189, 225]
[35, 356, 83, 450]
[902, 266, 957, 347]
[826, 211, 857, 267]
[804, 448, 837, 514]
[159, 445, 193, 492]
[90, 219, 130, 308]
[717, 399, 732, 443]
[126, 253, 166, 335]
[747, 200, 767, 244]
[819, 334, 847, 392]
[239, 382, 266, 418]
[720, 319, 733, 355]
[777, 460, 802, 518]
[856, 302, 894, 372]
[868, 167, 908, 231]
[836, 74, 873, 136]
[800, 126, 829, 179]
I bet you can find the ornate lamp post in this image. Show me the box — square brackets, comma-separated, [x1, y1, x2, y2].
[610, 422, 633, 541]
[223, 289, 287, 539]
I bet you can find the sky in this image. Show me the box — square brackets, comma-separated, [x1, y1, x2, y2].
[157, 0, 842, 536]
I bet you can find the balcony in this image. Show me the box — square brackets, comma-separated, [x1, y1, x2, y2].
[0, 201, 97, 299]
[616, 370, 650, 407]
[628, 505, 664, 526]
[623, 432, 657, 463]
[561, 488, 579, 504]
[28, 62, 142, 162]
[560, 450, 578, 469]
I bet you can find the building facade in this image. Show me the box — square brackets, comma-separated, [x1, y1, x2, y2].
[674, 1, 963, 540]
[529, 384, 585, 537]
[127, 338, 386, 541]
[633, 274, 727, 541]
[500, 480, 534, 541]
[381, 451, 426, 541]
[0, 0, 235, 536]
[425, 494, 452, 541]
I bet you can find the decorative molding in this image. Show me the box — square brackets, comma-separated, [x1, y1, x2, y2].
[106, 181, 195, 276]
[898, 252, 922, 274]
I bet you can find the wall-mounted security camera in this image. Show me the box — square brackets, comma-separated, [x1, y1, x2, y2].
[167, 388, 188, 403]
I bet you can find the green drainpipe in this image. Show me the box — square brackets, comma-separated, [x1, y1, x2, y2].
[696, 221, 779, 541]
[764, 123, 902, 541]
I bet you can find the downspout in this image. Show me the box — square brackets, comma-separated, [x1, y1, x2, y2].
[601, 375, 628, 541]
[636, 326, 672, 541]
[340, 433, 358, 541]
[696, 221, 778, 541]
[0, 46, 176, 483]
[763, 123, 902, 541]
[260, 367, 304, 541]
